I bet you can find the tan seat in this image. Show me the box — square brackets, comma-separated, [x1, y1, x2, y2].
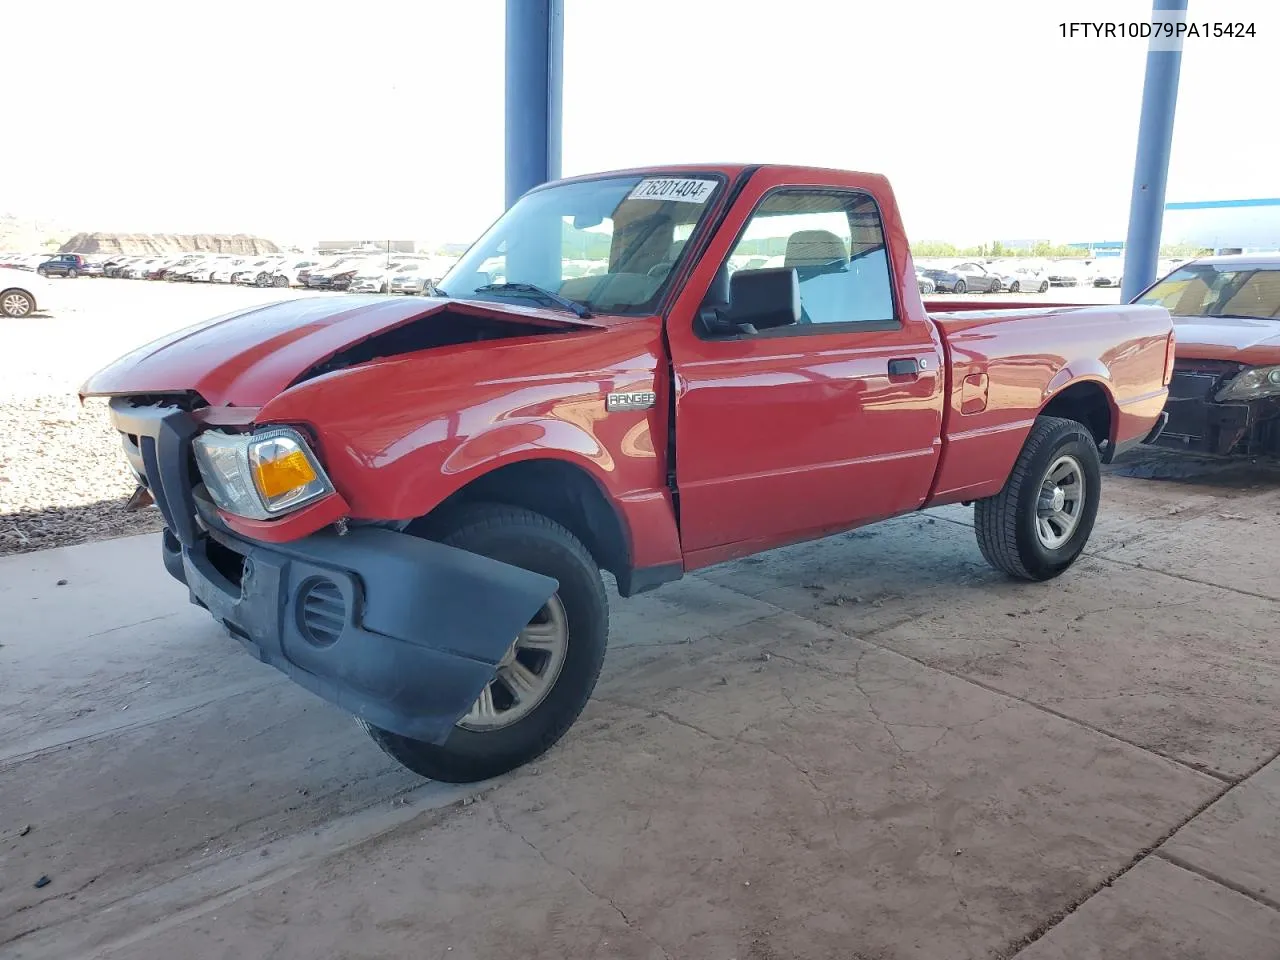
[784, 230, 849, 268]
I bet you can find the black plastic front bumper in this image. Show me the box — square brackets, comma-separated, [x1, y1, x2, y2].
[1145, 368, 1280, 457]
[108, 395, 559, 745]
[164, 521, 558, 744]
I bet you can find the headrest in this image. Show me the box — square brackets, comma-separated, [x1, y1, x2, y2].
[785, 230, 849, 268]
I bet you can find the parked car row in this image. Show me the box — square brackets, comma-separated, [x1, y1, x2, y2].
[915, 259, 1051, 294]
[84, 252, 459, 292]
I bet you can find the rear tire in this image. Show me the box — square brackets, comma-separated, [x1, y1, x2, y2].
[974, 416, 1101, 581]
[361, 503, 609, 783]
[66, 269, 78, 279]
[1039, 280, 1049, 293]
[1010, 281, 1020, 293]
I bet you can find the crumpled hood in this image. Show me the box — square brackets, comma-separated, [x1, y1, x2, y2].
[79, 295, 604, 407]
[1173, 314, 1280, 365]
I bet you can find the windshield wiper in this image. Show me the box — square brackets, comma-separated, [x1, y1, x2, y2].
[472, 282, 593, 319]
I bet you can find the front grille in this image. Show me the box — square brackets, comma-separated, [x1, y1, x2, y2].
[298, 578, 346, 647]
[109, 397, 202, 547]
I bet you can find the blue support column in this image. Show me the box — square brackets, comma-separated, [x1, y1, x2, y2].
[1120, 0, 1188, 302]
[505, 0, 563, 209]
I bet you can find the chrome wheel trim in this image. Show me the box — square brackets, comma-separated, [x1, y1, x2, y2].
[457, 594, 569, 731]
[1036, 454, 1086, 549]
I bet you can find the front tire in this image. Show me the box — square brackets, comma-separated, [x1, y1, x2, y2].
[1039, 280, 1049, 293]
[974, 416, 1101, 581]
[953, 280, 967, 294]
[1010, 281, 1020, 293]
[361, 503, 609, 783]
[1, 290, 35, 317]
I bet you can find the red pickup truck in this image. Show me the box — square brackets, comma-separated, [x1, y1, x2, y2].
[82, 164, 1175, 783]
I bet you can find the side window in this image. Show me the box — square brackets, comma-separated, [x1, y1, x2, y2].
[725, 190, 895, 328]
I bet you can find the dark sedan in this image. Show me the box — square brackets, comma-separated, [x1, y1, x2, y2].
[918, 266, 963, 293]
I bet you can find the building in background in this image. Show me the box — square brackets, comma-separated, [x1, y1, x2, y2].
[1067, 240, 1126, 258]
[1161, 199, 1280, 254]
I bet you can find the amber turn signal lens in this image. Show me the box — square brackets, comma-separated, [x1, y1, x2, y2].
[254, 449, 318, 499]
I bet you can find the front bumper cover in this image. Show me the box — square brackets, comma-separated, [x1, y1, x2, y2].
[165, 516, 558, 745]
[110, 396, 559, 744]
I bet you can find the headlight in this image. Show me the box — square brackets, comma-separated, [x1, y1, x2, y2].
[192, 427, 334, 519]
[1215, 365, 1280, 402]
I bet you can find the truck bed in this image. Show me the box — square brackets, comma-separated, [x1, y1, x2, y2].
[924, 301, 1175, 507]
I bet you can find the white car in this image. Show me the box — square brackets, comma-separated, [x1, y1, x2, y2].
[188, 258, 234, 282]
[1090, 259, 1125, 287]
[0, 266, 50, 317]
[992, 261, 1050, 294]
[267, 258, 322, 288]
[305, 256, 379, 290]
[232, 257, 285, 286]
[347, 264, 401, 293]
[121, 258, 159, 279]
[211, 258, 251, 283]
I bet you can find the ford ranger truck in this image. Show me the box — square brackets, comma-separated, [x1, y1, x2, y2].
[80, 164, 1176, 783]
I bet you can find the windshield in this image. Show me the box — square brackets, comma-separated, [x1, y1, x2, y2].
[1136, 263, 1280, 320]
[437, 173, 723, 315]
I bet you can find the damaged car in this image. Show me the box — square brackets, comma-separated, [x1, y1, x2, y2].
[1134, 254, 1280, 457]
[81, 164, 1174, 783]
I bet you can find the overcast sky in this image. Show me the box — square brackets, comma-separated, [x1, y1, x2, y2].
[4, 0, 1275, 246]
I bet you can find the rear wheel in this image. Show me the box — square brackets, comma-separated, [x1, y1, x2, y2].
[1039, 280, 1049, 293]
[974, 416, 1101, 581]
[66, 268, 78, 279]
[361, 503, 609, 783]
[1010, 281, 1021, 293]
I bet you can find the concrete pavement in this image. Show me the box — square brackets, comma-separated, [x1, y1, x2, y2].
[2, 455, 1279, 959]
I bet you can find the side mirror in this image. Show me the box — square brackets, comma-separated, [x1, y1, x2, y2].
[726, 267, 801, 331]
[698, 266, 801, 336]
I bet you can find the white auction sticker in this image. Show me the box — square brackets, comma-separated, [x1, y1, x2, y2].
[627, 178, 717, 204]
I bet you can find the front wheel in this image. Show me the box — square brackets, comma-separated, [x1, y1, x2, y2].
[1039, 280, 1049, 293]
[974, 416, 1101, 581]
[361, 503, 609, 783]
[953, 280, 967, 294]
[1, 290, 35, 317]
[1010, 281, 1021, 293]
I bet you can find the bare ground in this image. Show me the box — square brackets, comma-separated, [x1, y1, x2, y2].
[2, 452, 1279, 960]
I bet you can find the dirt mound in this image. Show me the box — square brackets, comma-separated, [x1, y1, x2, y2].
[59, 233, 281, 256]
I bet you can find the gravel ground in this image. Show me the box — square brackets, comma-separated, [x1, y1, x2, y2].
[0, 278, 334, 557]
[0, 277, 1125, 557]
[0, 394, 165, 555]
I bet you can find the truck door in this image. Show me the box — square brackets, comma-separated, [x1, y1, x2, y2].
[665, 173, 946, 566]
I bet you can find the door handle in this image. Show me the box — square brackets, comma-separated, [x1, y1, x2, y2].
[888, 357, 921, 377]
